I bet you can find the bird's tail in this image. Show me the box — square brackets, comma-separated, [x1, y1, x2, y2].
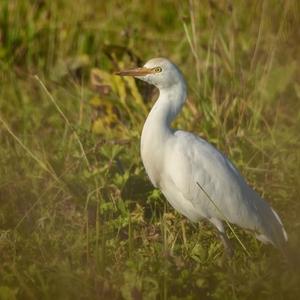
[255, 203, 288, 251]
[270, 207, 288, 243]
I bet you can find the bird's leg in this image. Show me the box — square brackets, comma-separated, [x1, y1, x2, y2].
[217, 231, 234, 258]
[209, 218, 234, 257]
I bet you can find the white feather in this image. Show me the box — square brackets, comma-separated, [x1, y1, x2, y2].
[122, 57, 288, 250]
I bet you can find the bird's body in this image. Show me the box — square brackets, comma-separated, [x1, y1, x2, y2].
[116, 57, 288, 252]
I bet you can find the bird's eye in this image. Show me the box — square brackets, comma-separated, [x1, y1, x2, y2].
[153, 67, 162, 73]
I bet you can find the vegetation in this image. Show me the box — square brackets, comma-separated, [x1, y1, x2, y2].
[0, 0, 299, 299]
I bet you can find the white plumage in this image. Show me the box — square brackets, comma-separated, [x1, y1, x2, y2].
[116, 57, 288, 253]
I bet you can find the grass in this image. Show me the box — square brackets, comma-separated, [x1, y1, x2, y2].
[0, 0, 300, 299]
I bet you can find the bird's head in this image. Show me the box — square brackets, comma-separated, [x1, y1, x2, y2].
[115, 57, 185, 89]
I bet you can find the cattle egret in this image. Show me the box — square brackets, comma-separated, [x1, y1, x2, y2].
[115, 57, 288, 254]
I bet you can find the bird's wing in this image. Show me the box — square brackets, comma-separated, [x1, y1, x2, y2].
[163, 130, 287, 247]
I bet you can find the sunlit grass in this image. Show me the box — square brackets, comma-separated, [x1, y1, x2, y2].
[0, 0, 299, 299]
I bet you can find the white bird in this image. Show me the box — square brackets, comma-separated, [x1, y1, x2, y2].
[115, 57, 288, 254]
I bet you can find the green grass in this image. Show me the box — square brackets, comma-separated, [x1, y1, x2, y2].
[0, 0, 300, 299]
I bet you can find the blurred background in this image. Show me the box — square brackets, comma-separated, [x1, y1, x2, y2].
[0, 0, 299, 299]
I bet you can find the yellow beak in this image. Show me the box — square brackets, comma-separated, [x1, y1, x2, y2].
[114, 67, 153, 76]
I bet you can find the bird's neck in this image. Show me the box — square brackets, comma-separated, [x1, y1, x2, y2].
[141, 81, 186, 160]
[143, 82, 187, 136]
[140, 81, 186, 187]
